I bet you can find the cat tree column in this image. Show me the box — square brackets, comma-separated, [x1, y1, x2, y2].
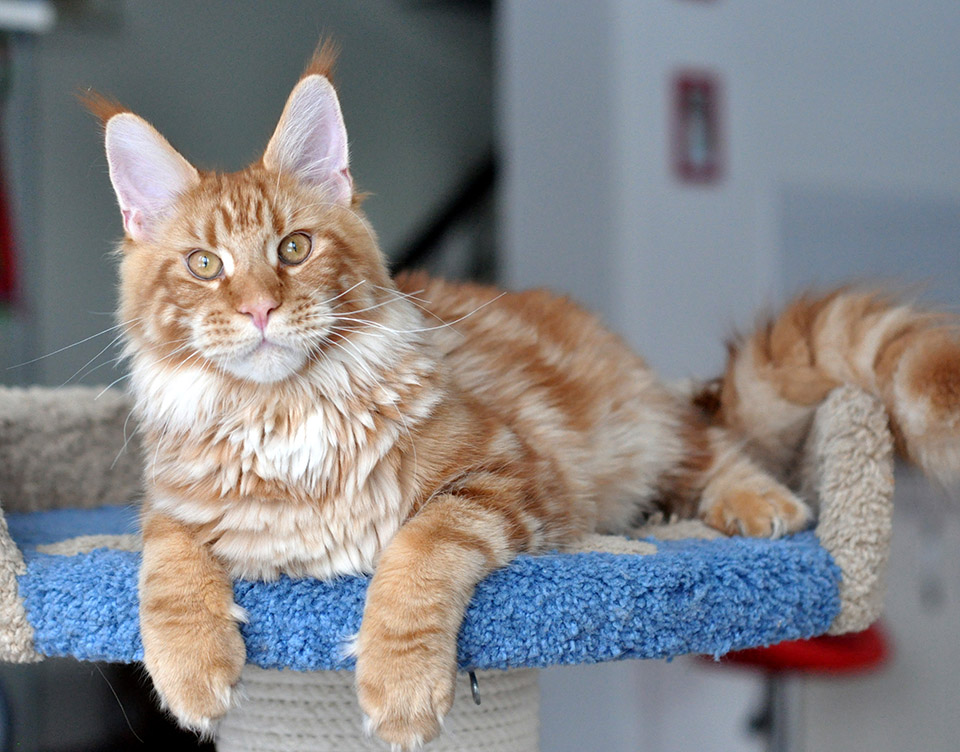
[217, 667, 539, 752]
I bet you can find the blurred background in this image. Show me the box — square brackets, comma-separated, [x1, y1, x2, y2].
[0, 0, 958, 749]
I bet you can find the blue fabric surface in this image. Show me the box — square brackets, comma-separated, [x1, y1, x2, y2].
[8, 505, 842, 670]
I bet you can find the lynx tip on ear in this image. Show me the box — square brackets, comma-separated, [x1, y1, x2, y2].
[77, 89, 130, 127]
[300, 37, 341, 83]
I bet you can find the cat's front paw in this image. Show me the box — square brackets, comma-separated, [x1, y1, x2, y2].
[142, 606, 247, 736]
[353, 629, 456, 751]
[702, 485, 811, 538]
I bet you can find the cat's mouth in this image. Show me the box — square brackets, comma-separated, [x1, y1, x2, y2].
[254, 337, 280, 352]
[216, 335, 309, 384]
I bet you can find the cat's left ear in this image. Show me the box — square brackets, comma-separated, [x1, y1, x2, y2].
[262, 74, 353, 205]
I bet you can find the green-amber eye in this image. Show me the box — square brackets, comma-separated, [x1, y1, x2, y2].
[185, 250, 223, 280]
[278, 232, 312, 265]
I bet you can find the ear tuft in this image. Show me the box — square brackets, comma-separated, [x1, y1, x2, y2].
[104, 113, 200, 242]
[301, 37, 340, 83]
[77, 89, 130, 127]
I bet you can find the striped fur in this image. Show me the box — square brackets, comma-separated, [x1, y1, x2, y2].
[89, 48, 909, 750]
[712, 290, 960, 488]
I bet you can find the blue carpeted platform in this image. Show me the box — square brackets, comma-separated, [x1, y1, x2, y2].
[7, 505, 842, 670]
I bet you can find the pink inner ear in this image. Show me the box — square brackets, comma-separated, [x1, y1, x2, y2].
[121, 208, 135, 234]
[264, 75, 353, 205]
[324, 167, 353, 206]
[121, 208, 148, 241]
[105, 113, 199, 241]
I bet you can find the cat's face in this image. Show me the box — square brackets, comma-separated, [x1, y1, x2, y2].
[117, 168, 391, 385]
[103, 47, 392, 385]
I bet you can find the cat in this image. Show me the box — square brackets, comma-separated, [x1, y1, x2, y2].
[87, 43, 960, 750]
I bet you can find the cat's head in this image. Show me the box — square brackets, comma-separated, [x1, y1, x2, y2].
[97, 43, 396, 386]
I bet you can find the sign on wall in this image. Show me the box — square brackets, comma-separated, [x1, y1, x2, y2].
[672, 71, 723, 184]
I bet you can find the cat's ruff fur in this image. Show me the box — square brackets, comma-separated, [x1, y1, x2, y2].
[92, 44, 960, 750]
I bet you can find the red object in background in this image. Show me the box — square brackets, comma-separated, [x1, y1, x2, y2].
[708, 625, 891, 750]
[672, 71, 723, 184]
[717, 622, 891, 675]
[0, 37, 15, 307]
[0, 153, 16, 305]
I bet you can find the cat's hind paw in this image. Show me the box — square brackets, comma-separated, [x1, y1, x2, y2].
[701, 485, 811, 538]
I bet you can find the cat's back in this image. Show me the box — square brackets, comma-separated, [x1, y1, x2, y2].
[394, 271, 662, 425]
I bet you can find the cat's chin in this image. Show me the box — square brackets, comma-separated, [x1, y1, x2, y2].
[217, 342, 308, 384]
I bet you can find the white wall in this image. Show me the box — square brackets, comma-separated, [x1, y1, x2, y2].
[503, 0, 960, 377]
[499, 1, 960, 750]
[498, 2, 620, 315]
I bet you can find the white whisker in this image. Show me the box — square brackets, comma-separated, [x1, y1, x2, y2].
[329, 296, 404, 318]
[401, 293, 506, 333]
[372, 285, 450, 328]
[326, 325, 389, 340]
[319, 280, 365, 307]
[111, 408, 137, 469]
[7, 317, 143, 370]
[95, 372, 133, 400]
[59, 330, 129, 386]
[330, 293, 505, 336]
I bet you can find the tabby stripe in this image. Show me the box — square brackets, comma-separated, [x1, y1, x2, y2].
[218, 204, 234, 234]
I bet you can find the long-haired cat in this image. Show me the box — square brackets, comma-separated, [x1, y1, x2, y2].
[90, 44, 960, 749]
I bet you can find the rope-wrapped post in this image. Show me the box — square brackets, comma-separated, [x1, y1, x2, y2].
[804, 385, 895, 635]
[217, 666, 540, 752]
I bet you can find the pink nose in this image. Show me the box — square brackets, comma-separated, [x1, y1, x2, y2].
[238, 298, 279, 332]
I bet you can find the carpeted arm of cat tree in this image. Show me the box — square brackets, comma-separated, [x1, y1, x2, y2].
[0, 384, 893, 667]
[0, 387, 142, 514]
[0, 387, 141, 662]
[802, 385, 894, 634]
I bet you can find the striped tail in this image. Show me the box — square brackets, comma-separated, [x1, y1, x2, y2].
[710, 289, 960, 485]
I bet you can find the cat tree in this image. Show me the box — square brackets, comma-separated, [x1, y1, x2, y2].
[0, 384, 893, 751]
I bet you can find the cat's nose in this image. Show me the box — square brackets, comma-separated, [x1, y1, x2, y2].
[238, 297, 279, 332]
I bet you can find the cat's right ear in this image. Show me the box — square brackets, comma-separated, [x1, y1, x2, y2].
[97, 106, 200, 242]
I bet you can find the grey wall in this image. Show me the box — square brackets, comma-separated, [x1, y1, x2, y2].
[501, 0, 960, 379]
[3, 1, 491, 385]
[781, 186, 960, 305]
[498, 1, 619, 314]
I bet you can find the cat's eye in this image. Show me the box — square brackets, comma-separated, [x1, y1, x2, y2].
[278, 232, 312, 265]
[185, 250, 224, 280]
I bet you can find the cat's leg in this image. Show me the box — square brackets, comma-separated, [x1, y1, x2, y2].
[139, 509, 246, 735]
[697, 426, 812, 537]
[354, 476, 534, 750]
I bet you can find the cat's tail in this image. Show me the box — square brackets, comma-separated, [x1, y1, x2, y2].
[707, 288, 960, 485]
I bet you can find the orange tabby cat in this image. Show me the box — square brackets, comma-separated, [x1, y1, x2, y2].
[90, 45, 960, 749]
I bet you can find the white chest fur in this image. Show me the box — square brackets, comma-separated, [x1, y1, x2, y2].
[138, 363, 422, 580]
[149, 413, 409, 580]
[132, 315, 437, 581]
